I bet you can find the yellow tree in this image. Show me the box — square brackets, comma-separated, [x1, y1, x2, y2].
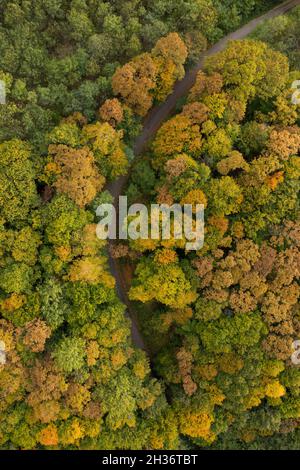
[152, 114, 202, 169]
[112, 53, 157, 116]
[46, 144, 104, 208]
[99, 98, 123, 126]
[152, 33, 188, 101]
[83, 122, 128, 179]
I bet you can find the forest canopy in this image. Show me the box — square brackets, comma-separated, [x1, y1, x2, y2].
[0, 0, 278, 148]
[123, 36, 300, 449]
[0, 0, 299, 452]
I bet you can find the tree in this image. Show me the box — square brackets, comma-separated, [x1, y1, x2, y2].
[239, 121, 270, 157]
[112, 53, 157, 116]
[112, 33, 188, 114]
[130, 159, 156, 196]
[129, 257, 198, 308]
[23, 319, 51, 353]
[207, 176, 243, 216]
[204, 128, 232, 162]
[180, 189, 208, 208]
[52, 337, 86, 373]
[0, 263, 34, 294]
[179, 408, 214, 441]
[205, 40, 289, 107]
[67, 256, 115, 287]
[99, 98, 124, 126]
[42, 194, 92, 248]
[266, 129, 300, 161]
[182, 102, 210, 124]
[217, 151, 249, 175]
[0, 140, 38, 224]
[83, 122, 128, 179]
[152, 114, 202, 169]
[46, 144, 104, 208]
[188, 71, 223, 102]
[152, 33, 188, 100]
[251, 8, 300, 70]
[37, 424, 59, 447]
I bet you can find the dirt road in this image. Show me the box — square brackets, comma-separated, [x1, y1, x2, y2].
[107, 0, 300, 350]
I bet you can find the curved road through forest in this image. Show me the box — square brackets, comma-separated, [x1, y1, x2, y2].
[107, 0, 300, 350]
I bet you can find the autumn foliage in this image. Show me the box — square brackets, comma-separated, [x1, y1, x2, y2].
[112, 33, 188, 116]
[1, 4, 300, 451]
[125, 38, 300, 448]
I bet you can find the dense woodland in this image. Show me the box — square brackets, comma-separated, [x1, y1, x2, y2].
[0, 0, 278, 149]
[124, 36, 300, 448]
[251, 4, 300, 69]
[0, 0, 299, 450]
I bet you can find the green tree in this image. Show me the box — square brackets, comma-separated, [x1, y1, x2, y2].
[0, 140, 38, 224]
[52, 337, 86, 373]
